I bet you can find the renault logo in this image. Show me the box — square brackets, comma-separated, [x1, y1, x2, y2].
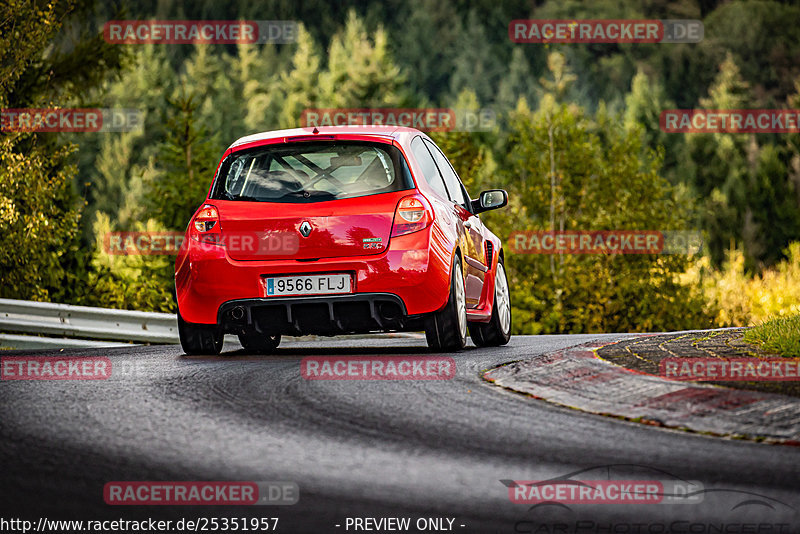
[299, 221, 312, 237]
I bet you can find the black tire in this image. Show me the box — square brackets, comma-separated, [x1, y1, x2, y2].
[469, 260, 512, 347]
[178, 311, 223, 355]
[425, 254, 468, 351]
[238, 332, 281, 354]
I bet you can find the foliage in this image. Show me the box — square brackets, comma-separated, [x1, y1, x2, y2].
[496, 70, 711, 333]
[81, 213, 175, 312]
[744, 313, 800, 357]
[318, 10, 408, 108]
[0, 0, 125, 301]
[0, 137, 81, 300]
[688, 243, 800, 327]
[680, 54, 800, 271]
[143, 91, 220, 231]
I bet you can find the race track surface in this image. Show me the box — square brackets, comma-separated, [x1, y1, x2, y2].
[1, 334, 799, 533]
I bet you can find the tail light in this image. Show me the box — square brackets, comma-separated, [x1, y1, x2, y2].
[391, 195, 433, 237]
[190, 204, 222, 245]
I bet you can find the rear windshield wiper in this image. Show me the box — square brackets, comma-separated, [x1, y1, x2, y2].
[281, 190, 336, 201]
[231, 194, 264, 202]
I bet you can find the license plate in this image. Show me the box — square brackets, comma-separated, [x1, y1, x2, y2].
[263, 274, 352, 297]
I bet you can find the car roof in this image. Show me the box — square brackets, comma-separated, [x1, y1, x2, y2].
[229, 125, 426, 150]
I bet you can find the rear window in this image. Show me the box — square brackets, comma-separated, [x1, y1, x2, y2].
[211, 141, 413, 203]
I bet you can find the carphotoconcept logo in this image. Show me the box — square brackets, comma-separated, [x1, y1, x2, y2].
[661, 109, 800, 133]
[508, 230, 702, 255]
[509, 19, 703, 44]
[507, 465, 797, 533]
[300, 108, 496, 132]
[1, 357, 111, 380]
[1, 108, 143, 133]
[661, 358, 800, 381]
[103, 20, 298, 44]
[103, 481, 298, 505]
[300, 356, 456, 380]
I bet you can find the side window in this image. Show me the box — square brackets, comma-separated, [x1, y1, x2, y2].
[424, 139, 469, 209]
[410, 136, 449, 200]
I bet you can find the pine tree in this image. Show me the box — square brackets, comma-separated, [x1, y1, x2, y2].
[447, 10, 501, 106]
[183, 44, 242, 144]
[144, 91, 220, 231]
[239, 43, 285, 133]
[318, 10, 408, 109]
[496, 48, 538, 114]
[391, 0, 461, 102]
[278, 24, 323, 128]
[684, 53, 754, 268]
[623, 69, 684, 182]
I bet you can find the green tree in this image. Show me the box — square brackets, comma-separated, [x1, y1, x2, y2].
[0, 0, 125, 301]
[144, 91, 220, 231]
[239, 43, 285, 133]
[702, 1, 800, 105]
[497, 54, 709, 334]
[278, 24, 323, 128]
[430, 90, 495, 196]
[682, 53, 764, 269]
[391, 0, 461, 102]
[624, 69, 678, 177]
[447, 10, 502, 106]
[496, 48, 539, 114]
[77, 44, 174, 212]
[0, 139, 82, 300]
[85, 213, 175, 312]
[318, 10, 408, 108]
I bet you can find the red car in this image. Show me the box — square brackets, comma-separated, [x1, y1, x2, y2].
[175, 126, 511, 354]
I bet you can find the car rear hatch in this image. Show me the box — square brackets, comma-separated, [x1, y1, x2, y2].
[205, 137, 417, 260]
[207, 138, 415, 261]
[216, 191, 406, 261]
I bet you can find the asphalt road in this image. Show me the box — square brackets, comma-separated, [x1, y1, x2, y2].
[1, 334, 799, 533]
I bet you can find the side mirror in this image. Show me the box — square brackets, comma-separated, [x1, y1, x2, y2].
[473, 189, 508, 214]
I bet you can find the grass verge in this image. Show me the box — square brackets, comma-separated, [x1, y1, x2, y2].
[744, 314, 800, 357]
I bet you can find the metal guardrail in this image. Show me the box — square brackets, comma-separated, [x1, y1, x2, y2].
[0, 299, 426, 349]
[0, 333, 135, 349]
[0, 298, 179, 344]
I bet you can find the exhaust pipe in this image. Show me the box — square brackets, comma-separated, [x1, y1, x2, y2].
[231, 306, 245, 320]
[377, 302, 401, 322]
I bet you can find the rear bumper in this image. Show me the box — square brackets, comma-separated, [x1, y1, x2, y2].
[175, 227, 452, 325]
[219, 293, 425, 336]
